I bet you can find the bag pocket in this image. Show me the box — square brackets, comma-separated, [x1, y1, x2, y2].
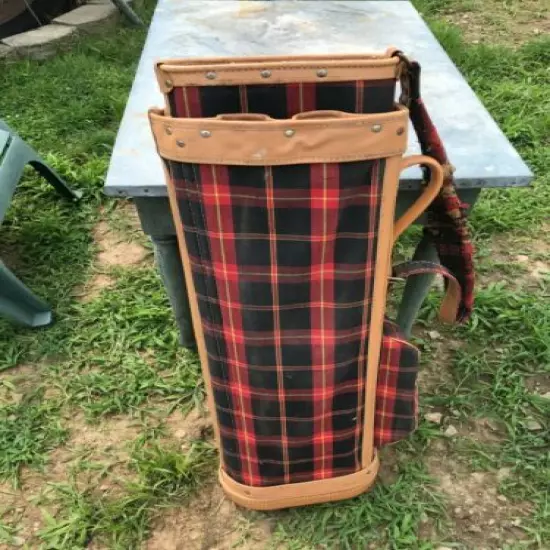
[374, 320, 421, 447]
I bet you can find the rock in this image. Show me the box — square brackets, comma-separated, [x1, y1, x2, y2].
[444, 425, 458, 437]
[11, 537, 25, 547]
[516, 255, 529, 263]
[2, 25, 76, 60]
[428, 330, 441, 340]
[484, 418, 501, 431]
[425, 412, 443, 424]
[471, 472, 485, 483]
[0, 44, 13, 58]
[525, 418, 543, 431]
[488, 518, 496, 526]
[468, 525, 482, 533]
[540, 392, 550, 400]
[497, 494, 508, 503]
[436, 547, 454, 550]
[54, 4, 118, 33]
[511, 518, 521, 527]
[497, 467, 511, 481]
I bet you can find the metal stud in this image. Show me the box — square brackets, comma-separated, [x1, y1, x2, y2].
[260, 69, 272, 78]
[371, 124, 383, 133]
[396, 127, 405, 136]
[205, 71, 217, 80]
[165, 79, 173, 88]
[165, 126, 173, 136]
[284, 129, 295, 138]
[316, 69, 328, 78]
[176, 139, 185, 148]
[200, 130, 212, 138]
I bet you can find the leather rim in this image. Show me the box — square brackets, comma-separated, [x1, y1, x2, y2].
[219, 452, 379, 510]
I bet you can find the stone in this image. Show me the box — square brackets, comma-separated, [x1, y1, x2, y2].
[0, 44, 13, 58]
[525, 418, 543, 431]
[444, 425, 458, 437]
[541, 392, 550, 400]
[2, 25, 76, 60]
[436, 547, 454, 550]
[497, 467, 511, 481]
[54, 3, 118, 33]
[425, 412, 443, 424]
[516, 254, 529, 263]
[497, 494, 508, 503]
[428, 330, 442, 340]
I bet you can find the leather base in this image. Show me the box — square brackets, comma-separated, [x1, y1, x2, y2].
[219, 453, 380, 511]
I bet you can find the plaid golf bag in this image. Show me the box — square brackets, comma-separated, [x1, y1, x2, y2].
[149, 49, 473, 510]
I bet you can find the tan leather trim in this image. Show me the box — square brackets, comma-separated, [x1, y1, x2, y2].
[219, 453, 379, 510]
[155, 53, 399, 92]
[149, 106, 409, 166]
[362, 156, 403, 466]
[162, 163, 221, 450]
[393, 155, 444, 241]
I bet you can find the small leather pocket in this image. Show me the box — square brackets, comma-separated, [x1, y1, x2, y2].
[374, 320, 420, 447]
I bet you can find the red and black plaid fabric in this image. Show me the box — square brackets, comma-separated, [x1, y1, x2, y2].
[374, 320, 420, 447]
[166, 157, 387, 486]
[166, 79, 396, 118]
[397, 54, 475, 321]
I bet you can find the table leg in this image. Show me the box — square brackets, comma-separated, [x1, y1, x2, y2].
[135, 197, 196, 349]
[152, 236, 196, 348]
[395, 234, 438, 337]
[395, 188, 480, 337]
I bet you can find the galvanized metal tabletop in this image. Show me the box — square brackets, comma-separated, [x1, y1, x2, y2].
[104, 0, 532, 198]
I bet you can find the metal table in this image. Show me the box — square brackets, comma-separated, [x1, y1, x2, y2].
[104, 0, 533, 345]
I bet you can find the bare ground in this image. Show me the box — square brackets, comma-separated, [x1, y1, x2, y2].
[441, 0, 550, 46]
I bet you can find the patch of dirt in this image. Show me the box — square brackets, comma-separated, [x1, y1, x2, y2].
[164, 408, 213, 453]
[94, 220, 148, 267]
[79, 272, 116, 303]
[0, 364, 43, 405]
[477, 229, 550, 289]
[426, 447, 533, 548]
[442, 0, 550, 46]
[462, 417, 507, 444]
[145, 483, 274, 550]
[417, 338, 459, 393]
[525, 373, 550, 395]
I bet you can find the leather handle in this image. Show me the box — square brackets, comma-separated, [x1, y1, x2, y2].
[393, 155, 444, 242]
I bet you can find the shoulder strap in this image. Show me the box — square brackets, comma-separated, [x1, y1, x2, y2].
[392, 261, 461, 324]
[393, 52, 475, 322]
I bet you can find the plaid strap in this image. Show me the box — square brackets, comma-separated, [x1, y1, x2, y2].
[392, 260, 461, 324]
[394, 52, 475, 322]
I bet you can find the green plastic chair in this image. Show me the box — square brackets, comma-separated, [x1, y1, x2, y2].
[0, 121, 82, 327]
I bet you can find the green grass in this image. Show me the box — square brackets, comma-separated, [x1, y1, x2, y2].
[37, 440, 216, 549]
[0, 390, 68, 487]
[0, 0, 549, 548]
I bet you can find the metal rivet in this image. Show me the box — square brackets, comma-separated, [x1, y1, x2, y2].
[284, 129, 295, 137]
[396, 127, 405, 136]
[316, 69, 328, 78]
[371, 124, 383, 133]
[205, 71, 217, 80]
[260, 69, 272, 78]
[165, 127, 173, 135]
[200, 130, 212, 138]
[165, 79, 173, 88]
[176, 139, 185, 147]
